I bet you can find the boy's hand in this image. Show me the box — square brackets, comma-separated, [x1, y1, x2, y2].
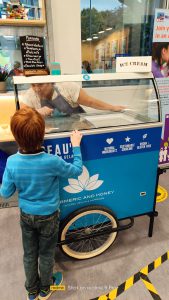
[70, 130, 82, 147]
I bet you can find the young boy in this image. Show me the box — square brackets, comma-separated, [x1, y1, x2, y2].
[0, 107, 83, 300]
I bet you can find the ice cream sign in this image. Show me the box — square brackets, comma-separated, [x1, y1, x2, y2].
[116, 56, 152, 73]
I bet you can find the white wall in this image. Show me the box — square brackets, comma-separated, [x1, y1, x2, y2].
[50, 0, 81, 74]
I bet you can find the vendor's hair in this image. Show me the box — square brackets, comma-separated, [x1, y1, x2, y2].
[10, 107, 45, 152]
[152, 42, 169, 66]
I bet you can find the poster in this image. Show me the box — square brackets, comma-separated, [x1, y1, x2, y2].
[112, 40, 118, 56]
[152, 9, 169, 165]
[120, 37, 127, 54]
[0, 0, 44, 22]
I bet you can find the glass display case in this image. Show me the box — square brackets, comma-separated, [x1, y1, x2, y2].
[11, 72, 161, 135]
[0, 73, 160, 142]
[0, 72, 161, 140]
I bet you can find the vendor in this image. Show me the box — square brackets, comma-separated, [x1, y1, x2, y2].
[21, 82, 125, 117]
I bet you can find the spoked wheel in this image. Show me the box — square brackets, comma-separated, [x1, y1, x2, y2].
[59, 205, 118, 259]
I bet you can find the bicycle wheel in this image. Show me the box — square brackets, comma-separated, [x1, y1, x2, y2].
[59, 205, 118, 259]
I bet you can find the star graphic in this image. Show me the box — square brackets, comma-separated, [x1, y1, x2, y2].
[125, 137, 130, 142]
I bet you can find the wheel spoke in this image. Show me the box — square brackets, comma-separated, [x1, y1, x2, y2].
[61, 208, 118, 258]
[92, 222, 113, 233]
[92, 216, 110, 229]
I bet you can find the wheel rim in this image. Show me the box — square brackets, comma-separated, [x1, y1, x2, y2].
[61, 209, 117, 259]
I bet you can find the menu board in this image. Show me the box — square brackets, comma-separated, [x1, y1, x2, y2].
[20, 35, 46, 71]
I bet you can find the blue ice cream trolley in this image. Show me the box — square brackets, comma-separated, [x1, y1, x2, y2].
[0, 73, 162, 259]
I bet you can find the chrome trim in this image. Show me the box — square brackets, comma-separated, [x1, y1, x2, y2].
[44, 122, 163, 140]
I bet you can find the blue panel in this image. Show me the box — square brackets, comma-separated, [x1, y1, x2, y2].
[44, 127, 162, 162]
[44, 127, 161, 220]
[59, 151, 159, 220]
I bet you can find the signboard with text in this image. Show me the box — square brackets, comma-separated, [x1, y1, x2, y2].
[116, 56, 152, 73]
[20, 35, 47, 76]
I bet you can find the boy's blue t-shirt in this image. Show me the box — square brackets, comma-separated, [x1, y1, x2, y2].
[0, 147, 82, 216]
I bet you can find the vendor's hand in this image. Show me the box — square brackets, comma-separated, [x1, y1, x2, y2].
[111, 105, 126, 112]
[70, 130, 82, 147]
[37, 106, 54, 117]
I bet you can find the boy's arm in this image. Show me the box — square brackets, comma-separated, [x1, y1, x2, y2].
[56, 146, 83, 178]
[0, 167, 16, 199]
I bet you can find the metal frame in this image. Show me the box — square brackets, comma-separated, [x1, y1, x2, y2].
[13, 72, 154, 84]
[58, 217, 134, 246]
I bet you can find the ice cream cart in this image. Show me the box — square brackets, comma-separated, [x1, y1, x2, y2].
[0, 73, 162, 259]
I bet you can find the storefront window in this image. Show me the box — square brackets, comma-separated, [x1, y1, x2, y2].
[81, 0, 164, 73]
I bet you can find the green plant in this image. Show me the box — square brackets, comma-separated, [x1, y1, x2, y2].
[0, 65, 9, 81]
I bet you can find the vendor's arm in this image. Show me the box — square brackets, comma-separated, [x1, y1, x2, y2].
[77, 88, 125, 112]
[0, 165, 16, 199]
[20, 103, 53, 117]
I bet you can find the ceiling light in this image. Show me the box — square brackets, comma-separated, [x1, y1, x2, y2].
[106, 27, 112, 31]
[93, 36, 98, 39]
[86, 38, 92, 41]
[98, 31, 105, 34]
[4, 36, 14, 40]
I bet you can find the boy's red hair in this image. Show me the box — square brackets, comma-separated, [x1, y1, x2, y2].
[10, 107, 45, 152]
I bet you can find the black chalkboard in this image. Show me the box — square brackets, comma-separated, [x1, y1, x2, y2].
[20, 35, 46, 70]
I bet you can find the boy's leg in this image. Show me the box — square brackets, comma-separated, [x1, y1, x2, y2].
[38, 210, 60, 290]
[20, 212, 40, 294]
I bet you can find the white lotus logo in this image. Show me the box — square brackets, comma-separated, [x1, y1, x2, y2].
[63, 166, 103, 194]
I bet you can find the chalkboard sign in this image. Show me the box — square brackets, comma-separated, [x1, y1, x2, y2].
[20, 35, 46, 71]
